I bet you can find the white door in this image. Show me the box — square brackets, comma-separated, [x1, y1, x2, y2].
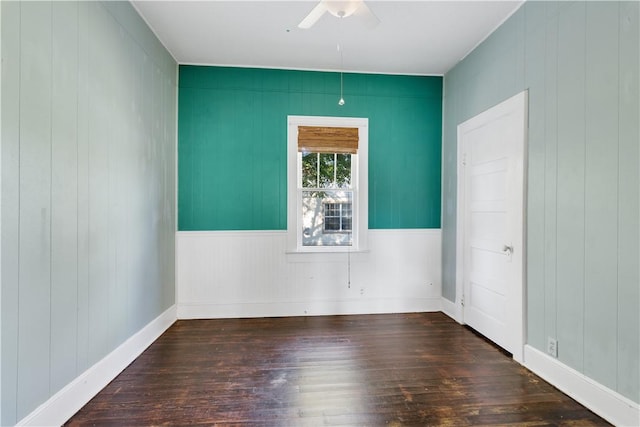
[456, 91, 527, 362]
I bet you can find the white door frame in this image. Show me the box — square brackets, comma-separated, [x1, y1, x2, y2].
[454, 90, 528, 363]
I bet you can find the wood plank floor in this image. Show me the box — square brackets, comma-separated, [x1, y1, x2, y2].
[66, 312, 609, 426]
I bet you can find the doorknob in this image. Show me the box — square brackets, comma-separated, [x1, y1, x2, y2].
[502, 245, 513, 255]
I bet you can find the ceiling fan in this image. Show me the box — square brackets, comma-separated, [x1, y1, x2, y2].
[298, 0, 380, 29]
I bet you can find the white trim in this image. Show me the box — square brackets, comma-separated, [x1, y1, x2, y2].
[454, 121, 466, 324]
[17, 305, 177, 427]
[524, 345, 640, 427]
[173, 63, 180, 321]
[441, 297, 462, 324]
[178, 298, 442, 320]
[287, 115, 368, 253]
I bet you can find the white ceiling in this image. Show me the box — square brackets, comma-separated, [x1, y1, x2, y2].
[132, 0, 524, 76]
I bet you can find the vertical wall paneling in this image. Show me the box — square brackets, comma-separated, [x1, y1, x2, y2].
[75, 0, 90, 376]
[17, 2, 53, 415]
[100, 0, 178, 333]
[127, 37, 141, 332]
[141, 54, 156, 324]
[124, 30, 138, 334]
[138, 48, 154, 325]
[617, 1, 640, 403]
[1, 1, 177, 424]
[108, 14, 126, 351]
[87, 2, 110, 367]
[440, 72, 456, 303]
[555, 1, 586, 372]
[50, 1, 80, 394]
[583, 1, 619, 391]
[0, 2, 20, 424]
[178, 67, 442, 231]
[0, 3, 3, 422]
[442, 0, 639, 407]
[543, 7, 559, 353]
[523, 2, 547, 351]
[164, 69, 178, 310]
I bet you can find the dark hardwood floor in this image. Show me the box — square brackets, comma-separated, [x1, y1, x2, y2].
[66, 312, 609, 426]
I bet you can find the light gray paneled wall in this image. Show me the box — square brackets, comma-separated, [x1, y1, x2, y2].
[0, 1, 177, 424]
[442, 1, 639, 403]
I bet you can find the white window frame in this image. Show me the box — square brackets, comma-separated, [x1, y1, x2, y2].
[287, 115, 368, 253]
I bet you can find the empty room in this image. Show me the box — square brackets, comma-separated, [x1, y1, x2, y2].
[1, 0, 638, 426]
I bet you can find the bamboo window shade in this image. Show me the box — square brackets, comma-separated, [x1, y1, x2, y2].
[297, 126, 359, 154]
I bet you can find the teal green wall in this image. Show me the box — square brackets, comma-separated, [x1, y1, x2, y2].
[1, 1, 176, 424]
[178, 66, 442, 231]
[442, 1, 639, 403]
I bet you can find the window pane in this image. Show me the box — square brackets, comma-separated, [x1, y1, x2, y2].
[323, 201, 353, 233]
[302, 190, 352, 246]
[336, 154, 351, 188]
[342, 203, 352, 217]
[301, 152, 317, 188]
[302, 153, 352, 190]
[324, 217, 340, 231]
[318, 153, 335, 188]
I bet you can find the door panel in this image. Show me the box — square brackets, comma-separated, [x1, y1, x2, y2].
[457, 91, 527, 361]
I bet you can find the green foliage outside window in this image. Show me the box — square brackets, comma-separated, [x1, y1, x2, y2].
[302, 152, 351, 196]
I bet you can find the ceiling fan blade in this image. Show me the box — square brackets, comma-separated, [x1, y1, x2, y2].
[354, 1, 380, 28]
[298, 2, 328, 29]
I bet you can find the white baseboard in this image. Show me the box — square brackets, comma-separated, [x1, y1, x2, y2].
[524, 345, 640, 427]
[440, 296, 462, 324]
[178, 297, 443, 319]
[17, 305, 177, 427]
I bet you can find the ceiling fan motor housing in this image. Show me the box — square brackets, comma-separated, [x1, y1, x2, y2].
[326, 0, 362, 19]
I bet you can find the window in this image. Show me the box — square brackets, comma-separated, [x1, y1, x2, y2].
[288, 116, 368, 253]
[301, 151, 353, 246]
[323, 202, 352, 233]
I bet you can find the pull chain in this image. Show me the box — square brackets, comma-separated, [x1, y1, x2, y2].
[338, 14, 345, 106]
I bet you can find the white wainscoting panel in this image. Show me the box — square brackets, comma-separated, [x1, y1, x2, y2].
[177, 229, 442, 319]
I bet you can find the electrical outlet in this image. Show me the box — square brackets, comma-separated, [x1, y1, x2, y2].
[547, 337, 558, 358]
